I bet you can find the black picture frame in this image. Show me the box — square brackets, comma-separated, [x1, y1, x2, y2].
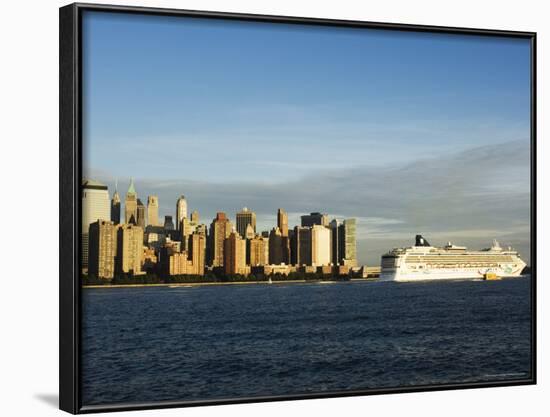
[59, 3, 537, 414]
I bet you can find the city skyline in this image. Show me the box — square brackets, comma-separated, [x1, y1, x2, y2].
[83, 178, 360, 280]
[82, 11, 531, 265]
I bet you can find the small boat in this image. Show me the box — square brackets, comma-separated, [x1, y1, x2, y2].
[483, 272, 501, 281]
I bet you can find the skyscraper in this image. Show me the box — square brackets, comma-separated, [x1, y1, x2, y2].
[136, 199, 146, 228]
[88, 220, 117, 279]
[329, 219, 341, 266]
[277, 208, 289, 237]
[236, 207, 256, 238]
[189, 233, 207, 276]
[176, 195, 188, 230]
[268, 227, 283, 265]
[190, 210, 199, 223]
[124, 179, 138, 225]
[248, 235, 267, 266]
[293, 226, 312, 266]
[208, 212, 232, 267]
[116, 223, 144, 275]
[339, 218, 357, 267]
[311, 225, 331, 266]
[224, 231, 247, 275]
[111, 181, 121, 224]
[82, 179, 110, 269]
[301, 212, 329, 227]
[180, 216, 200, 251]
[147, 195, 159, 226]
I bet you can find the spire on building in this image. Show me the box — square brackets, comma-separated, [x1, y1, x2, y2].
[127, 178, 136, 195]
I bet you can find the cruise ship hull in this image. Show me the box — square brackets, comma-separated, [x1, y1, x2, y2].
[380, 266, 524, 282]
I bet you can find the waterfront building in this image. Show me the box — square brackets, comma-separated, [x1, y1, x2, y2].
[116, 224, 144, 275]
[136, 199, 146, 229]
[311, 224, 331, 266]
[268, 227, 283, 265]
[277, 208, 289, 237]
[147, 195, 159, 226]
[236, 207, 256, 238]
[82, 179, 110, 269]
[208, 212, 232, 267]
[224, 231, 249, 275]
[329, 219, 341, 266]
[111, 182, 121, 224]
[164, 215, 175, 230]
[189, 233, 207, 275]
[161, 232, 206, 276]
[88, 220, 117, 279]
[124, 179, 138, 225]
[176, 195, 188, 230]
[248, 235, 267, 266]
[301, 212, 329, 227]
[339, 218, 357, 267]
[180, 216, 206, 250]
[292, 226, 312, 266]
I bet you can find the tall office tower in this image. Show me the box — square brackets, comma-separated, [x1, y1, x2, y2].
[111, 182, 121, 224]
[301, 212, 329, 227]
[281, 236, 290, 265]
[190, 210, 199, 223]
[125, 179, 138, 225]
[176, 195, 188, 230]
[136, 199, 146, 228]
[164, 215, 175, 230]
[189, 233, 207, 276]
[116, 224, 144, 275]
[290, 227, 298, 265]
[208, 212, 232, 267]
[268, 227, 283, 265]
[277, 208, 289, 237]
[236, 207, 256, 238]
[311, 225, 331, 266]
[339, 218, 357, 267]
[147, 195, 159, 226]
[180, 216, 199, 251]
[329, 219, 341, 266]
[293, 226, 312, 266]
[248, 235, 267, 266]
[224, 231, 247, 275]
[82, 179, 110, 269]
[88, 220, 118, 279]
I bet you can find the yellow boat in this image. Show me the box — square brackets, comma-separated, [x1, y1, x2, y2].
[483, 272, 501, 281]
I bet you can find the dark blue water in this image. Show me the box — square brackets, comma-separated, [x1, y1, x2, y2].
[81, 277, 532, 406]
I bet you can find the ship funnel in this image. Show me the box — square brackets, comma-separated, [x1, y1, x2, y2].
[415, 235, 431, 247]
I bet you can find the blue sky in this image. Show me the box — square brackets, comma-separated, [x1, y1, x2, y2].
[82, 11, 531, 264]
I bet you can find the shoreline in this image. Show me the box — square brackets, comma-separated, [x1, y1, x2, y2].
[82, 278, 378, 289]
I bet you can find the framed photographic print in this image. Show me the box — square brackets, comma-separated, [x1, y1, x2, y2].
[59, 2, 536, 414]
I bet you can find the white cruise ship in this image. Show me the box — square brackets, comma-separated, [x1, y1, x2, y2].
[380, 235, 526, 282]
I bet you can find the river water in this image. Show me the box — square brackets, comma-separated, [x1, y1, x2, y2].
[81, 276, 532, 406]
